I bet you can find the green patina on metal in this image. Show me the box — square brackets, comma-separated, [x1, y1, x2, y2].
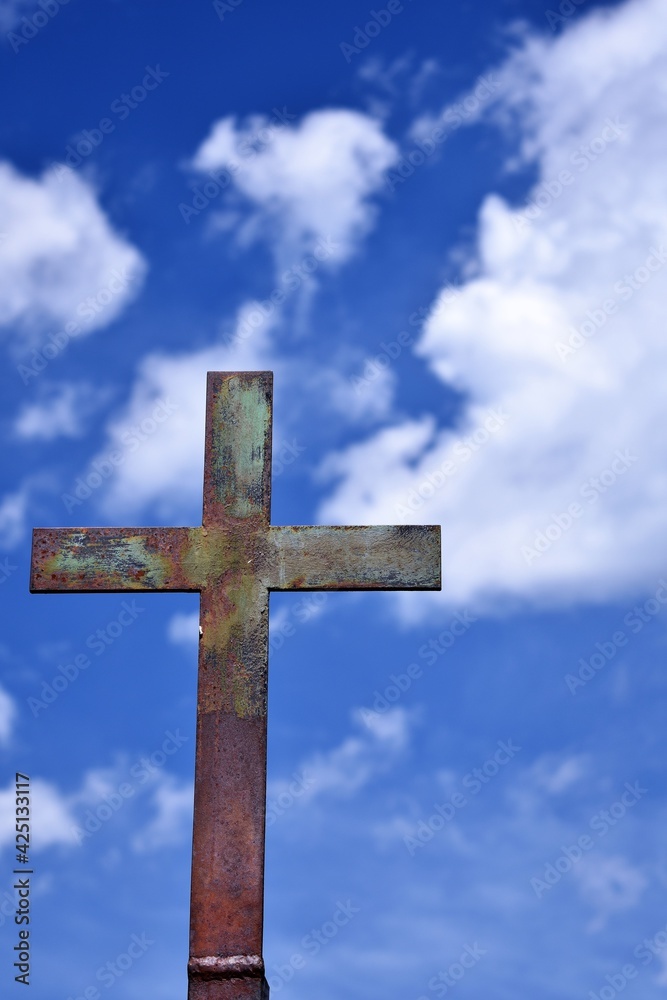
[31, 527, 200, 592]
[212, 375, 271, 520]
[217, 577, 266, 719]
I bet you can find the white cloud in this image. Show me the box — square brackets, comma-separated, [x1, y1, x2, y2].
[0, 765, 129, 851]
[0, 162, 145, 343]
[316, 361, 396, 423]
[319, 0, 667, 613]
[72, 762, 193, 854]
[655, 951, 667, 988]
[319, 416, 435, 507]
[0, 777, 77, 851]
[77, 110, 397, 521]
[131, 776, 193, 852]
[89, 307, 399, 520]
[167, 611, 199, 649]
[530, 754, 589, 795]
[14, 382, 103, 440]
[0, 488, 29, 548]
[574, 854, 647, 931]
[0, 685, 16, 745]
[191, 108, 398, 266]
[0, 760, 193, 855]
[268, 604, 291, 637]
[95, 306, 280, 520]
[268, 707, 413, 807]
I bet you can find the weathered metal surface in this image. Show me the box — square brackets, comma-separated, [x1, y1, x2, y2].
[32, 521, 441, 598]
[188, 955, 265, 978]
[203, 371, 272, 524]
[267, 524, 441, 591]
[189, 373, 272, 1000]
[189, 974, 269, 1000]
[29, 371, 442, 1000]
[30, 527, 200, 592]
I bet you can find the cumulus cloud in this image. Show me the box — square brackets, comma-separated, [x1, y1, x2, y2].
[191, 108, 398, 266]
[0, 162, 145, 344]
[319, 0, 667, 613]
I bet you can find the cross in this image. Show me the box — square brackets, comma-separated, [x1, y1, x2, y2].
[31, 372, 441, 999]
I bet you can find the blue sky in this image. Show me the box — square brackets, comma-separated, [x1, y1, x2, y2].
[2, 0, 667, 996]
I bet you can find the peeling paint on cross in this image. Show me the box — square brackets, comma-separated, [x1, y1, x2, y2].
[30, 371, 441, 1000]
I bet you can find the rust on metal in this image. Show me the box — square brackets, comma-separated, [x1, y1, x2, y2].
[267, 524, 440, 591]
[30, 526, 200, 592]
[30, 371, 442, 1000]
[188, 955, 265, 979]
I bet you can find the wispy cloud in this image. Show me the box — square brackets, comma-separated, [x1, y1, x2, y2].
[13, 382, 105, 441]
[268, 706, 414, 814]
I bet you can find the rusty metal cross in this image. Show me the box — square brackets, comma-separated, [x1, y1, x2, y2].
[30, 371, 441, 999]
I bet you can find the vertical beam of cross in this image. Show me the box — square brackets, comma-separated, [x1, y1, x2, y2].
[30, 372, 441, 1000]
[189, 373, 273, 999]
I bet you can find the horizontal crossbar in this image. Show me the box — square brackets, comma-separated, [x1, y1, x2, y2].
[31, 524, 441, 594]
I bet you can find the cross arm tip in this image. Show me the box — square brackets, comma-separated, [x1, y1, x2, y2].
[404, 524, 441, 591]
